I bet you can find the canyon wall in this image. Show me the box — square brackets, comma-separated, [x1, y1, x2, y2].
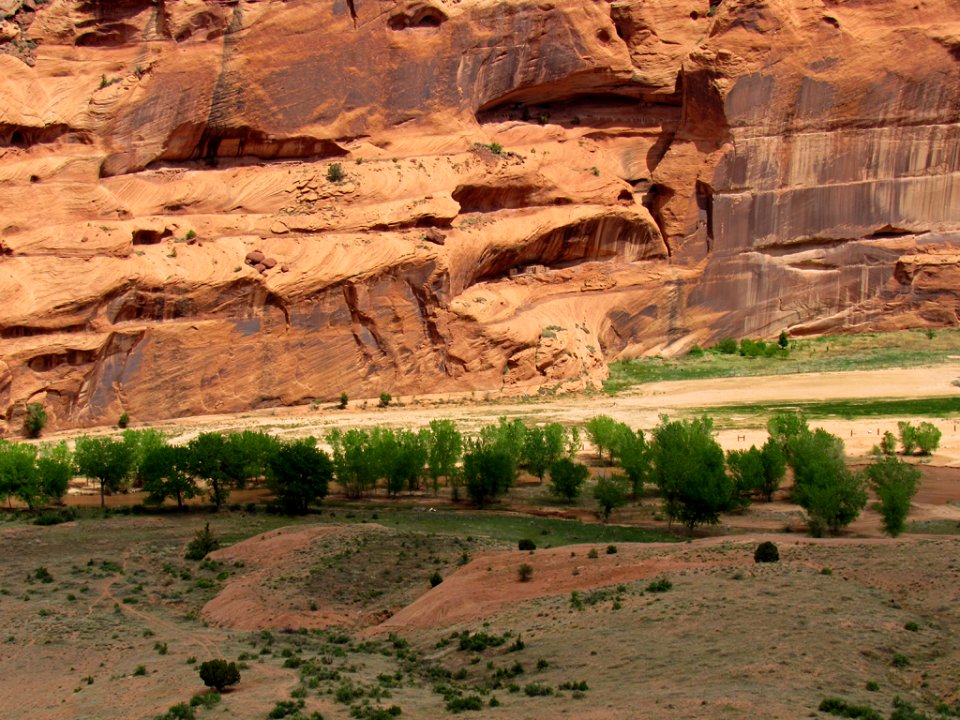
[0, 0, 958, 431]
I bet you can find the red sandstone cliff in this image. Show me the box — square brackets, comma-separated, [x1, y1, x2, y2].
[0, 0, 957, 431]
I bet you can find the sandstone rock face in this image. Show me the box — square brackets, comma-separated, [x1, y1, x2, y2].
[0, 0, 957, 431]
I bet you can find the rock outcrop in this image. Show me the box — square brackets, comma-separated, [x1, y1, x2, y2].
[0, 0, 957, 431]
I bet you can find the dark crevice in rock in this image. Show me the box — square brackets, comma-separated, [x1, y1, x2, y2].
[103, 127, 349, 176]
[131, 229, 172, 245]
[477, 93, 672, 123]
[452, 183, 539, 213]
[27, 349, 99, 372]
[696, 180, 714, 249]
[0, 124, 88, 149]
[370, 216, 452, 231]
[866, 225, 919, 240]
[345, 0, 358, 27]
[1, 324, 88, 340]
[642, 184, 673, 256]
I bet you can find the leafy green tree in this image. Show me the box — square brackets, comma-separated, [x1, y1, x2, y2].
[778, 330, 789, 349]
[788, 428, 866, 536]
[767, 411, 809, 456]
[725, 446, 764, 504]
[898, 421, 918, 455]
[22, 402, 47, 439]
[122, 428, 167, 487]
[896, 421, 940, 456]
[914, 422, 942, 455]
[592, 474, 629, 521]
[0, 441, 40, 509]
[726, 438, 785, 502]
[878, 430, 898, 456]
[523, 423, 569, 482]
[866, 456, 920, 537]
[36, 442, 73, 504]
[198, 659, 240, 691]
[378, 392, 392, 408]
[185, 433, 233, 510]
[462, 444, 514, 508]
[141, 444, 197, 509]
[338, 392, 348, 409]
[549, 458, 589, 502]
[74, 435, 134, 508]
[758, 438, 787, 501]
[223, 431, 280, 488]
[610, 424, 650, 498]
[584, 415, 619, 463]
[426, 419, 463, 494]
[267, 438, 333, 514]
[327, 428, 379, 498]
[368, 427, 427, 496]
[478, 418, 526, 477]
[650, 416, 733, 533]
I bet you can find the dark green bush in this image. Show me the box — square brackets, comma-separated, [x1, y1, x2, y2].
[754, 541, 779, 563]
[518, 538, 536, 551]
[646, 577, 672, 593]
[429, 571, 442, 588]
[818, 697, 882, 719]
[326, 163, 345, 183]
[198, 659, 240, 691]
[185, 523, 219, 561]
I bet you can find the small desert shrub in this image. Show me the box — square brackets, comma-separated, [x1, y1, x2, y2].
[446, 695, 483, 712]
[185, 523, 219, 561]
[865, 681, 879, 692]
[754, 541, 779, 563]
[156, 703, 196, 720]
[133, 665, 147, 676]
[818, 697, 882, 720]
[118, 412, 130, 428]
[518, 538, 536, 551]
[587, 548, 599, 559]
[189, 692, 221, 709]
[904, 621, 919, 632]
[646, 577, 672, 593]
[715, 337, 738, 354]
[33, 566, 54, 583]
[23, 403, 47, 438]
[326, 163, 345, 183]
[605, 545, 618, 555]
[523, 683, 552, 697]
[429, 571, 443, 588]
[518, 564, 533, 582]
[378, 392, 392, 408]
[891, 653, 910, 669]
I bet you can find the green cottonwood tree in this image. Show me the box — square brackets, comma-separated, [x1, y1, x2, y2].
[74, 436, 134, 509]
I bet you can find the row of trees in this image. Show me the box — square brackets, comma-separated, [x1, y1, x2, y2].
[0, 412, 931, 535]
[580, 412, 922, 537]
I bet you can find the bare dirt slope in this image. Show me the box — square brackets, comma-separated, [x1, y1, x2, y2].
[4, 515, 959, 720]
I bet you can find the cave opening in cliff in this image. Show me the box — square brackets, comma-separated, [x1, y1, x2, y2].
[388, 5, 448, 30]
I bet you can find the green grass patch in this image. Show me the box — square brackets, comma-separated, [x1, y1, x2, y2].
[698, 396, 960, 421]
[907, 519, 960, 535]
[356, 508, 677, 545]
[604, 329, 960, 394]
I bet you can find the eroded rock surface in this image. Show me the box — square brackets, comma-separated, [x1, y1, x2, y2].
[0, 0, 957, 431]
